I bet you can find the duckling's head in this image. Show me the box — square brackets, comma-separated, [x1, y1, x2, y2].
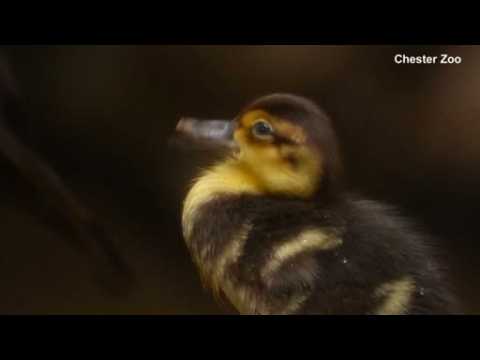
[176, 93, 344, 199]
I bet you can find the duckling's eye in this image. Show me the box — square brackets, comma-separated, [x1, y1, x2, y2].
[252, 120, 274, 140]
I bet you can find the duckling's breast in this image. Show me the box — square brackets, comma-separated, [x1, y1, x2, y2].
[182, 186, 347, 314]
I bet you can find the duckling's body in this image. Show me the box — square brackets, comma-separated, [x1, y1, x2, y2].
[177, 94, 459, 314]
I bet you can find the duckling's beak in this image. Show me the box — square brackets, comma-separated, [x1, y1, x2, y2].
[176, 117, 235, 149]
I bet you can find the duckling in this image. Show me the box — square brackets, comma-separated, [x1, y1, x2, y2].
[175, 93, 459, 314]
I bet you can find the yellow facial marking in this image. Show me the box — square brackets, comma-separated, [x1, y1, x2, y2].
[230, 110, 322, 198]
[274, 119, 307, 145]
[374, 277, 416, 315]
[240, 110, 273, 128]
[262, 228, 342, 280]
[237, 110, 307, 145]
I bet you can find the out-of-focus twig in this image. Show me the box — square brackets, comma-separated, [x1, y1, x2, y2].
[0, 53, 135, 297]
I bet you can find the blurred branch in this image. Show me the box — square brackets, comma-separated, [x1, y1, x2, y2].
[0, 52, 134, 297]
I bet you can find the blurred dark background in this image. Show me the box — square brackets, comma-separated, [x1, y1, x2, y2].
[0, 45, 479, 314]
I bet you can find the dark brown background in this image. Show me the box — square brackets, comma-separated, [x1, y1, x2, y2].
[0, 45, 479, 314]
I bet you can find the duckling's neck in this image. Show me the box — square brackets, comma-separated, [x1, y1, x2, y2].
[201, 159, 266, 195]
[182, 156, 323, 240]
[182, 159, 263, 240]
